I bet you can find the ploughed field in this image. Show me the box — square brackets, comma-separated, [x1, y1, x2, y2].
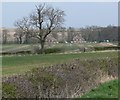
[2, 50, 118, 98]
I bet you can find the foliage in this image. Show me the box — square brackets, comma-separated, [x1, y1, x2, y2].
[2, 83, 16, 98]
[44, 48, 64, 54]
[94, 46, 120, 51]
[32, 46, 64, 54]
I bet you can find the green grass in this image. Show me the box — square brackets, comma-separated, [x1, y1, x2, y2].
[80, 79, 118, 98]
[2, 83, 17, 98]
[2, 51, 118, 76]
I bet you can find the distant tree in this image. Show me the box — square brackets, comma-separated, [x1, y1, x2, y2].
[2, 28, 8, 44]
[60, 27, 67, 43]
[67, 27, 75, 43]
[119, 26, 120, 45]
[14, 17, 32, 44]
[80, 26, 118, 43]
[52, 31, 58, 40]
[51, 27, 65, 41]
[14, 28, 24, 44]
[30, 3, 65, 53]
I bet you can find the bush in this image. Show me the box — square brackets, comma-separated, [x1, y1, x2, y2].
[44, 48, 64, 54]
[79, 47, 94, 52]
[32, 45, 64, 54]
[2, 83, 16, 98]
[32, 45, 41, 54]
[1, 50, 31, 55]
[94, 46, 120, 51]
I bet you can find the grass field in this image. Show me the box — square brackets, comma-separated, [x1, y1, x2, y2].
[2, 51, 118, 76]
[80, 79, 118, 98]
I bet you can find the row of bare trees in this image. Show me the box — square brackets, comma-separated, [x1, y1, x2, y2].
[80, 25, 118, 42]
[2, 26, 118, 44]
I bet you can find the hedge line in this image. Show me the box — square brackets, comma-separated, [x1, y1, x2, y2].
[94, 46, 120, 51]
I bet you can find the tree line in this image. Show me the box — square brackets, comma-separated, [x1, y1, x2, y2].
[2, 25, 118, 44]
[80, 25, 118, 43]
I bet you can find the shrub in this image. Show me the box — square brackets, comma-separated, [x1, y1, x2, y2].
[32, 45, 64, 54]
[2, 83, 16, 98]
[79, 47, 94, 52]
[44, 47, 64, 54]
[1, 50, 31, 55]
[32, 45, 41, 54]
[94, 46, 120, 51]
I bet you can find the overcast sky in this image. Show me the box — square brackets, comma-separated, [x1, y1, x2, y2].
[2, 2, 118, 28]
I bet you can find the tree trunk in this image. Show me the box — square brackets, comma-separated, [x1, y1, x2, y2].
[25, 34, 29, 44]
[19, 37, 22, 44]
[40, 40, 45, 54]
[16, 38, 19, 44]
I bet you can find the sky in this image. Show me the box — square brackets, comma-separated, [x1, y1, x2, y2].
[2, 2, 118, 28]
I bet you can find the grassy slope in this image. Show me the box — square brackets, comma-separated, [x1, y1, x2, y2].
[80, 79, 118, 98]
[2, 51, 118, 76]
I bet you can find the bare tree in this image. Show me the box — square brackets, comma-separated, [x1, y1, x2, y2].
[67, 27, 75, 43]
[14, 28, 24, 44]
[14, 17, 32, 44]
[2, 28, 8, 44]
[30, 3, 65, 54]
